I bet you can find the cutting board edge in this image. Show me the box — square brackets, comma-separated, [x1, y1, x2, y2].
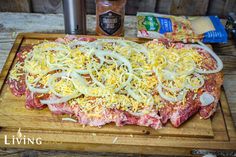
[0, 33, 235, 153]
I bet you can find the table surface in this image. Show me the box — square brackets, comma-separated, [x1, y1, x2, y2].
[0, 12, 236, 156]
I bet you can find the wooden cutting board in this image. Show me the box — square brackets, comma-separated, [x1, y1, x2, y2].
[0, 33, 235, 156]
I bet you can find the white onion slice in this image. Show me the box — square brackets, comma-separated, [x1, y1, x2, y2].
[126, 87, 142, 102]
[80, 40, 134, 94]
[94, 50, 133, 92]
[87, 59, 106, 88]
[161, 69, 178, 80]
[62, 117, 77, 123]
[71, 71, 88, 85]
[26, 80, 49, 93]
[159, 81, 185, 92]
[25, 74, 49, 93]
[127, 94, 154, 116]
[40, 95, 77, 105]
[157, 84, 186, 102]
[74, 69, 89, 74]
[68, 40, 88, 48]
[21, 37, 221, 116]
[47, 72, 79, 98]
[185, 73, 205, 90]
[71, 74, 110, 97]
[188, 42, 223, 74]
[86, 39, 149, 59]
[200, 92, 215, 106]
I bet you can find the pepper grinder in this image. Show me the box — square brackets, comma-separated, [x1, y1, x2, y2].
[62, 0, 86, 35]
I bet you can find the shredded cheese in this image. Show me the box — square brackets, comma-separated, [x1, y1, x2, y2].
[9, 38, 214, 116]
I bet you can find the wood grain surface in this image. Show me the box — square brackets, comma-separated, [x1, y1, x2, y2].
[34, 0, 210, 15]
[207, 0, 236, 17]
[156, 0, 209, 15]
[2, 0, 236, 16]
[0, 13, 236, 156]
[30, 0, 157, 15]
[30, 0, 216, 16]
[0, 0, 31, 13]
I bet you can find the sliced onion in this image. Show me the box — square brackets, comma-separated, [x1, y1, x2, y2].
[40, 95, 77, 105]
[127, 91, 154, 116]
[73, 54, 104, 75]
[88, 49, 133, 93]
[20, 37, 218, 116]
[121, 40, 149, 58]
[88, 69, 105, 88]
[34, 42, 69, 52]
[62, 117, 77, 123]
[177, 60, 196, 76]
[161, 69, 178, 80]
[40, 72, 81, 104]
[25, 74, 49, 93]
[188, 42, 223, 74]
[85, 39, 148, 59]
[86, 58, 106, 88]
[161, 60, 195, 81]
[200, 92, 215, 106]
[46, 56, 67, 70]
[68, 40, 89, 48]
[73, 69, 90, 74]
[126, 87, 142, 102]
[185, 73, 205, 90]
[71, 71, 88, 85]
[126, 87, 154, 105]
[157, 84, 186, 102]
[159, 80, 185, 92]
[71, 74, 111, 97]
[47, 72, 79, 98]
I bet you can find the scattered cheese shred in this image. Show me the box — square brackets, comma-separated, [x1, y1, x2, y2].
[9, 38, 212, 116]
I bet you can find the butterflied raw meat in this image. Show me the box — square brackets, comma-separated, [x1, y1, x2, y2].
[7, 36, 223, 129]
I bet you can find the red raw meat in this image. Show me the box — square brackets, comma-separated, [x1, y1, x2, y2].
[158, 43, 223, 127]
[78, 37, 97, 42]
[7, 46, 33, 96]
[25, 90, 48, 110]
[7, 75, 26, 96]
[47, 103, 74, 115]
[199, 73, 223, 119]
[7, 38, 223, 130]
[159, 72, 223, 127]
[76, 108, 162, 129]
[137, 113, 162, 129]
[170, 96, 200, 127]
[159, 91, 200, 127]
[17, 46, 32, 62]
[55, 35, 97, 43]
[47, 101, 162, 129]
[55, 35, 78, 43]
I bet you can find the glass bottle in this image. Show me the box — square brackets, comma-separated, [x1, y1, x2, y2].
[96, 0, 126, 36]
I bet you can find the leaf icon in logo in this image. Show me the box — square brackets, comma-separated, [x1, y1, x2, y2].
[17, 128, 22, 138]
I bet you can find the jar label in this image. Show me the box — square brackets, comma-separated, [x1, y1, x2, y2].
[99, 11, 121, 35]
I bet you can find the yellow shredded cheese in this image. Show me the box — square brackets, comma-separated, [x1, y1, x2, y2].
[9, 38, 207, 115]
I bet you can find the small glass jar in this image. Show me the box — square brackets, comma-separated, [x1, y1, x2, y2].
[96, 0, 126, 36]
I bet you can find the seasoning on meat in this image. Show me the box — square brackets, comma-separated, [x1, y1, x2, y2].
[7, 35, 223, 129]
